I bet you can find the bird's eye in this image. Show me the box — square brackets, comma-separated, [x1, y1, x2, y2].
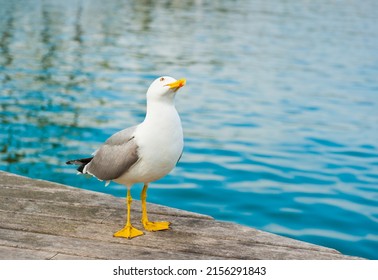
[160, 77, 165, 82]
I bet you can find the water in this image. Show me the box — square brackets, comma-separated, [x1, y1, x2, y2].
[1, 0, 378, 259]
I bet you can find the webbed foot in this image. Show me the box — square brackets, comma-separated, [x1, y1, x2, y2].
[113, 224, 144, 239]
[142, 220, 171, 231]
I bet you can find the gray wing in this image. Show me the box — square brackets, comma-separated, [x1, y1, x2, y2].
[85, 126, 139, 181]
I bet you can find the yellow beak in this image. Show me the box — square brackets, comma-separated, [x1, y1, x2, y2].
[166, 78, 186, 92]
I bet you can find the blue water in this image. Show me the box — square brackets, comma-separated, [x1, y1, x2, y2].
[1, 0, 378, 259]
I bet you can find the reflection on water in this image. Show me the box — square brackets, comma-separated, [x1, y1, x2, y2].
[1, 0, 378, 259]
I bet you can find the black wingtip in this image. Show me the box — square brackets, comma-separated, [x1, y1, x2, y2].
[77, 164, 85, 173]
[66, 158, 93, 176]
[67, 157, 93, 175]
[66, 157, 93, 165]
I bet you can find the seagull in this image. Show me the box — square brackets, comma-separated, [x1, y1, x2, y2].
[66, 76, 186, 239]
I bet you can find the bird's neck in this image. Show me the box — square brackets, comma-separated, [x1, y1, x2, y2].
[144, 100, 179, 124]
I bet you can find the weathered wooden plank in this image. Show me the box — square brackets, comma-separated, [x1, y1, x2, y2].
[0, 205, 343, 257]
[0, 245, 56, 260]
[0, 211, 305, 259]
[0, 171, 361, 260]
[0, 176, 212, 220]
[0, 228, 224, 260]
[51, 253, 98, 260]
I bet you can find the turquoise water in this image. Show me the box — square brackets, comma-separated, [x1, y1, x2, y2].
[1, 0, 378, 259]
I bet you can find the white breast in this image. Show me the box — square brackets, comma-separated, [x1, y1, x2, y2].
[114, 103, 183, 186]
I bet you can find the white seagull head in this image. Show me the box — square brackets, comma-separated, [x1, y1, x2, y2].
[146, 76, 186, 103]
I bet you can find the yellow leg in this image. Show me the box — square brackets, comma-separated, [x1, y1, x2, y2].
[114, 188, 144, 239]
[141, 183, 171, 231]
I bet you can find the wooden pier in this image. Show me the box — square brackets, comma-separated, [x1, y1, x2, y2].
[0, 171, 360, 260]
